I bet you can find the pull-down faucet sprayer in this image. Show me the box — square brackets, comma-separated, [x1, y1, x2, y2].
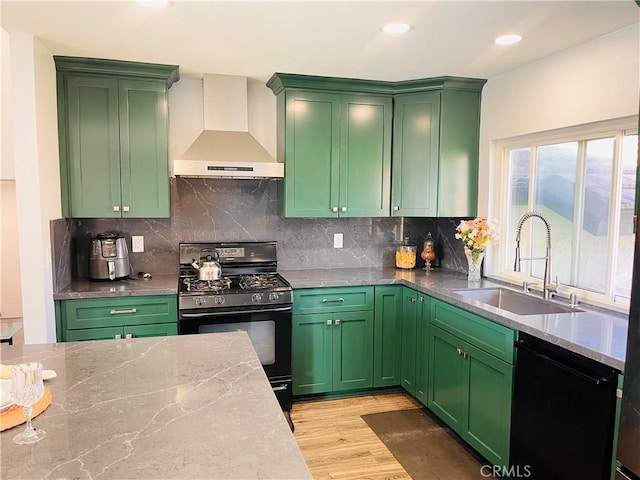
[514, 211, 554, 300]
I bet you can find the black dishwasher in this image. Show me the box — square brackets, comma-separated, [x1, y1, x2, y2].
[510, 332, 619, 480]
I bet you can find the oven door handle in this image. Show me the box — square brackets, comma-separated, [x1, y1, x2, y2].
[180, 306, 292, 318]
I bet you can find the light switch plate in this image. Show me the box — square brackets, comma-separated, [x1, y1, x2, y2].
[334, 233, 343, 249]
[132, 236, 144, 253]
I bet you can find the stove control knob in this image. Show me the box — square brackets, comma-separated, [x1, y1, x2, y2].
[214, 296, 225, 305]
[269, 292, 280, 302]
[252, 293, 263, 303]
[195, 297, 206, 306]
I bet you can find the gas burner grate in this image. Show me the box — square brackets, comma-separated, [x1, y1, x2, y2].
[182, 277, 232, 293]
[239, 274, 281, 290]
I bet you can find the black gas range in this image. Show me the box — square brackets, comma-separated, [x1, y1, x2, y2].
[177, 242, 293, 416]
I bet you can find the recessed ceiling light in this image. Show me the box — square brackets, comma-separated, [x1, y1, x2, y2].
[495, 34, 523, 46]
[382, 23, 412, 35]
[137, 0, 172, 7]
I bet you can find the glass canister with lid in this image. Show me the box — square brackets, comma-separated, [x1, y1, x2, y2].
[395, 236, 417, 269]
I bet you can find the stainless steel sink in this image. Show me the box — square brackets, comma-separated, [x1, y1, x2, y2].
[453, 287, 582, 316]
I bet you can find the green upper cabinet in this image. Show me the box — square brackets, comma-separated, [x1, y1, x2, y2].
[268, 73, 485, 218]
[391, 79, 486, 217]
[268, 74, 393, 218]
[391, 92, 441, 216]
[55, 57, 179, 218]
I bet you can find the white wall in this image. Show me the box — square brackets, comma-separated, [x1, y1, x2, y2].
[1, 28, 22, 319]
[9, 34, 60, 343]
[478, 23, 640, 217]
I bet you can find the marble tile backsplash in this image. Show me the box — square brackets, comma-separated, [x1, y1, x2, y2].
[51, 178, 469, 289]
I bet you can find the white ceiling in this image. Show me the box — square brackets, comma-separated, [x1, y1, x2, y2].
[1, 1, 639, 83]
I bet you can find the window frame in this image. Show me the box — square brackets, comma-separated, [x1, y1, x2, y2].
[488, 115, 638, 313]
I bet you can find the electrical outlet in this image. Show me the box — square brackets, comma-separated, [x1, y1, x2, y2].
[132, 236, 144, 253]
[334, 233, 343, 249]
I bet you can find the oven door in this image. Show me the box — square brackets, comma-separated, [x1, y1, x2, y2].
[178, 305, 292, 382]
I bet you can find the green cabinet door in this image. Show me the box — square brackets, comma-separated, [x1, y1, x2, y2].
[414, 294, 431, 406]
[401, 288, 418, 394]
[373, 286, 403, 388]
[118, 79, 170, 218]
[66, 326, 125, 342]
[401, 287, 431, 403]
[65, 75, 122, 218]
[125, 323, 178, 338]
[292, 313, 334, 395]
[429, 324, 513, 467]
[437, 89, 483, 217]
[333, 311, 374, 392]
[282, 91, 340, 217]
[391, 92, 441, 217]
[465, 339, 513, 468]
[429, 325, 467, 431]
[339, 95, 392, 217]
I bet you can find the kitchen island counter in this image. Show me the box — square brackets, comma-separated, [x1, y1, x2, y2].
[0, 332, 311, 480]
[53, 273, 178, 300]
[281, 267, 628, 371]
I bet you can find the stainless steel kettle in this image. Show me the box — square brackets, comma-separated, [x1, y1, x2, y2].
[89, 232, 131, 280]
[192, 251, 222, 281]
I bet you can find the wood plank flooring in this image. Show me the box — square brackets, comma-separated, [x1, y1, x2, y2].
[290, 392, 422, 480]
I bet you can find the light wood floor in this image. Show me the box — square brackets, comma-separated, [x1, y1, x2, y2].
[290, 392, 422, 480]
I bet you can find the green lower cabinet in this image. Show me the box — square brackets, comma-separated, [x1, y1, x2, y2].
[401, 288, 418, 394]
[373, 286, 403, 387]
[401, 288, 430, 405]
[65, 323, 177, 342]
[59, 295, 177, 342]
[429, 325, 513, 467]
[293, 311, 373, 396]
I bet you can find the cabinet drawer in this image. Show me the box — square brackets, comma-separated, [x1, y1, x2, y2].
[63, 295, 177, 330]
[294, 287, 374, 314]
[431, 299, 515, 364]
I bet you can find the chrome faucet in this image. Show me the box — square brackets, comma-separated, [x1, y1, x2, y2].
[513, 211, 555, 300]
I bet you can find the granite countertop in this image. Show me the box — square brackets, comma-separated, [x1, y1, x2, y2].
[280, 267, 629, 371]
[0, 333, 312, 480]
[53, 273, 179, 300]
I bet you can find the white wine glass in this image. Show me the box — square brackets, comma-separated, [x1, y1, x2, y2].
[10, 362, 46, 444]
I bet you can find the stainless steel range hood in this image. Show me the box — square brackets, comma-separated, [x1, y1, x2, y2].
[173, 74, 283, 179]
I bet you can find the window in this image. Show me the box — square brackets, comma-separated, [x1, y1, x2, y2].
[493, 118, 638, 310]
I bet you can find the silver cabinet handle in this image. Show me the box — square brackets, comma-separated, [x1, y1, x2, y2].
[410, 297, 417, 303]
[419, 296, 425, 302]
[113, 205, 120, 212]
[123, 206, 130, 212]
[393, 206, 399, 211]
[457, 348, 468, 359]
[332, 207, 338, 212]
[125, 333, 133, 339]
[335, 319, 341, 325]
[115, 334, 122, 340]
[110, 308, 137, 315]
[322, 298, 344, 303]
[326, 319, 333, 326]
[341, 206, 347, 212]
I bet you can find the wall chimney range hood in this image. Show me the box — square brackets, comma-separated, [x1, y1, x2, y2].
[173, 74, 283, 179]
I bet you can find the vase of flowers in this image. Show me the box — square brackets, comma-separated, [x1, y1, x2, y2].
[455, 216, 497, 282]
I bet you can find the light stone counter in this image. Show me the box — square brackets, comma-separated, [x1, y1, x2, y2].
[281, 267, 628, 371]
[53, 273, 178, 300]
[0, 333, 311, 480]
